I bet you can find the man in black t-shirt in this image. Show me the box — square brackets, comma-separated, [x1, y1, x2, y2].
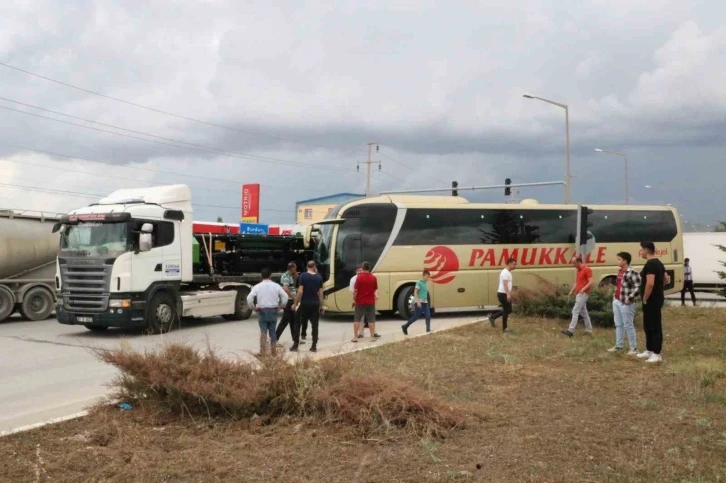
[637, 241, 671, 363]
[294, 261, 324, 352]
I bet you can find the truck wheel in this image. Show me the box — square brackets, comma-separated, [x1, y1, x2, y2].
[0, 287, 15, 322]
[396, 285, 416, 320]
[147, 292, 179, 334]
[20, 287, 54, 321]
[84, 325, 108, 332]
[222, 287, 253, 321]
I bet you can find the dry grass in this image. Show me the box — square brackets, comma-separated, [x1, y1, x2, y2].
[2, 306, 726, 482]
[94, 342, 465, 438]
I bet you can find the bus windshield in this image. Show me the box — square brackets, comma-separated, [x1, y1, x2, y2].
[60, 222, 131, 257]
[314, 224, 334, 281]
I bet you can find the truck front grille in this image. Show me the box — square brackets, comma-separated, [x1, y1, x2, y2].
[60, 261, 112, 312]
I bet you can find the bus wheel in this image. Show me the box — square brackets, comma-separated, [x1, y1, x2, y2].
[222, 287, 252, 321]
[20, 287, 54, 321]
[599, 276, 617, 289]
[147, 292, 179, 334]
[396, 285, 416, 320]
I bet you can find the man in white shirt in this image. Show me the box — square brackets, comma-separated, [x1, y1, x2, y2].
[247, 268, 289, 355]
[681, 258, 697, 306]
[488, 257, 517, 333]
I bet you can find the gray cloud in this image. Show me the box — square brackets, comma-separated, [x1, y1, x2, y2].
[0, 1, 724, 225]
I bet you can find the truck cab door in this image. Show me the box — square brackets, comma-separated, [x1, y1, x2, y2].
[130, 220, 165, 293]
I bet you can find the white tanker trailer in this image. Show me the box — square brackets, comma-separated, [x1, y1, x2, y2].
[0, 210, 60, 322]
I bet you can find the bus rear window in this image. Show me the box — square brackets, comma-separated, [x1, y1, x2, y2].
[589, 210, 677, 243]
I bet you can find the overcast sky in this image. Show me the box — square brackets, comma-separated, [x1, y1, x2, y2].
[0, 1, 723, 228]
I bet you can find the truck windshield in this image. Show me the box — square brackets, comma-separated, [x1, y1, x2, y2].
[60, 222, 131, 257]
[314, 224, 334, 282]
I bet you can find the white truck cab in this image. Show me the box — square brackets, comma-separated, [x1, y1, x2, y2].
[54, 185, 245, 332]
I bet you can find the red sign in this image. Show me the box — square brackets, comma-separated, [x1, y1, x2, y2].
[468, 246, 607, 267]
[424, 246, 460, 284]
[241, 184, 260, 223]
[422, 246, 611, 285]
[193, 222, 240, 234]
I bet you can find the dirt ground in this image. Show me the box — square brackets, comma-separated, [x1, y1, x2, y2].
[2, 306, 725, 483]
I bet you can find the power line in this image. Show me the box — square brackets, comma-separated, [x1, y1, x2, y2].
[0, 181, 293, 213]
[0, 103, 349, 172]
[0, 143, 321, 194]
[378, 147, 415, 171]
[0, 61, 361, 156]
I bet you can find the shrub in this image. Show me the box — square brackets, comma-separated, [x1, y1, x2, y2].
[512, 278, 616, 327]
[95, 343, 465, 438]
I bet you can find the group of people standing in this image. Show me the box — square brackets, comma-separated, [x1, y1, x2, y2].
[488, 241, 671, 364]
[246, 260, 325, 354]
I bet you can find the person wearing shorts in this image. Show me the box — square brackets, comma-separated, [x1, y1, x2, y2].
[352, 261, 378, 343]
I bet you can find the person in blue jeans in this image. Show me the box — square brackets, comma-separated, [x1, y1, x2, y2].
[401, 270, 432, 335]
[247, 268, 288, 355]
[608, 252, 641, 355]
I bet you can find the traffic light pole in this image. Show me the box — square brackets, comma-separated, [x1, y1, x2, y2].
[380, 180, 566, 196]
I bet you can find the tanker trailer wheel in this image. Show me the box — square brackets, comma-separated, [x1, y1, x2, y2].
[147, 292, 179, 334]
[20, 287, 54, 321]
[0, 287, 16, 322]
[222, 287, 253, 321]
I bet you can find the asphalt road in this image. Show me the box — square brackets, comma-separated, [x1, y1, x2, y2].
[0, 310, 485, 435]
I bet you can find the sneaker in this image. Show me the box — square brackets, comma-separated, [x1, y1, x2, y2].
[503, 328, 511, 334]
[488, 315, 495, 328]
[401, 325, 408, 336]
[607, 347, 623, 353]
[645, 353, 663, 363]
[373, 333, 381, 338]
[309, 345, 317, 353]
[636, 350, 653, 359]
[627, 348, 638, 356]
[289, 344, 299, 352]
[560, 329, 574, 338]
[301, 335, 307, 341]
[584, 331, 593, 336]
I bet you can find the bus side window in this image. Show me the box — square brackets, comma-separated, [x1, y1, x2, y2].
[342, 235, 362, 266]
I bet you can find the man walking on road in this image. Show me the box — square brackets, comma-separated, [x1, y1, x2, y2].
[608, 252, 641, 355]
[681, 258, 697, 306]
[352, 261, 378, 343]
[561, 255, 594, 337]
[401, 269, 432, 335]
[637, 241, 670, 363]
[247, 268, 288, 356]
[350, 265, 379, 339]
[276, 262, 301, 352]
[294, 261, 324, 352]
[488, 258, 516, 333]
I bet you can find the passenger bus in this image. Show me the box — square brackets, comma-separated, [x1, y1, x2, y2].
[306, 195, 684, 319]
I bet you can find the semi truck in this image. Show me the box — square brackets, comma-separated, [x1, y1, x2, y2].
[53, 185, 314, 333]
[0, 210, 60, 322]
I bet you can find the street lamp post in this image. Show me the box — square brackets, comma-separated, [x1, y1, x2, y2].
[523, 94, 571, 204]
[595, 148, 629, 204]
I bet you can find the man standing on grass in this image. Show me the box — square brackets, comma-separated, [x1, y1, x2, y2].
[246, 268, 288, 356]
[294, 261, 324, 353]
[608, 252, 641, 355]
[488, 258, 516, 333]
[681, 258, 697, 307]
[352, 261, 378, 343]
[276, 262, 301, 352]
[637, 241, 670, 363]
[401, 269, 432, 335]
[561, 255, 594, 337]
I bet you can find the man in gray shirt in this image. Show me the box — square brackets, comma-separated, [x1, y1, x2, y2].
[247, 268, 288, 355]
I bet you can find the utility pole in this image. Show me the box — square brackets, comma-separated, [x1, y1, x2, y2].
[359, 142, 379, 196]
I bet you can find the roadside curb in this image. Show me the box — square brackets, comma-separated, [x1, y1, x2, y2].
[0, 411, 89, 437]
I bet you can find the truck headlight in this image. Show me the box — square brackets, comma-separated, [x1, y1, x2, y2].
[109, 299, 131, 308]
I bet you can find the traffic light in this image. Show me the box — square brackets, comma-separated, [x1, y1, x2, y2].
[579, 205, 594, 249]
[452, 180, 458, 197]
[504, 178, 512, 196]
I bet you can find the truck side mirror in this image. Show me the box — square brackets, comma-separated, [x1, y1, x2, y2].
[141, 223, 154, 233]
[52, 222, 62, 233]
[139, 233, 153, 252]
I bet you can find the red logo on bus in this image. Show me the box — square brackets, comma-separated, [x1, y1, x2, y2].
[424, 246, 459, 284]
